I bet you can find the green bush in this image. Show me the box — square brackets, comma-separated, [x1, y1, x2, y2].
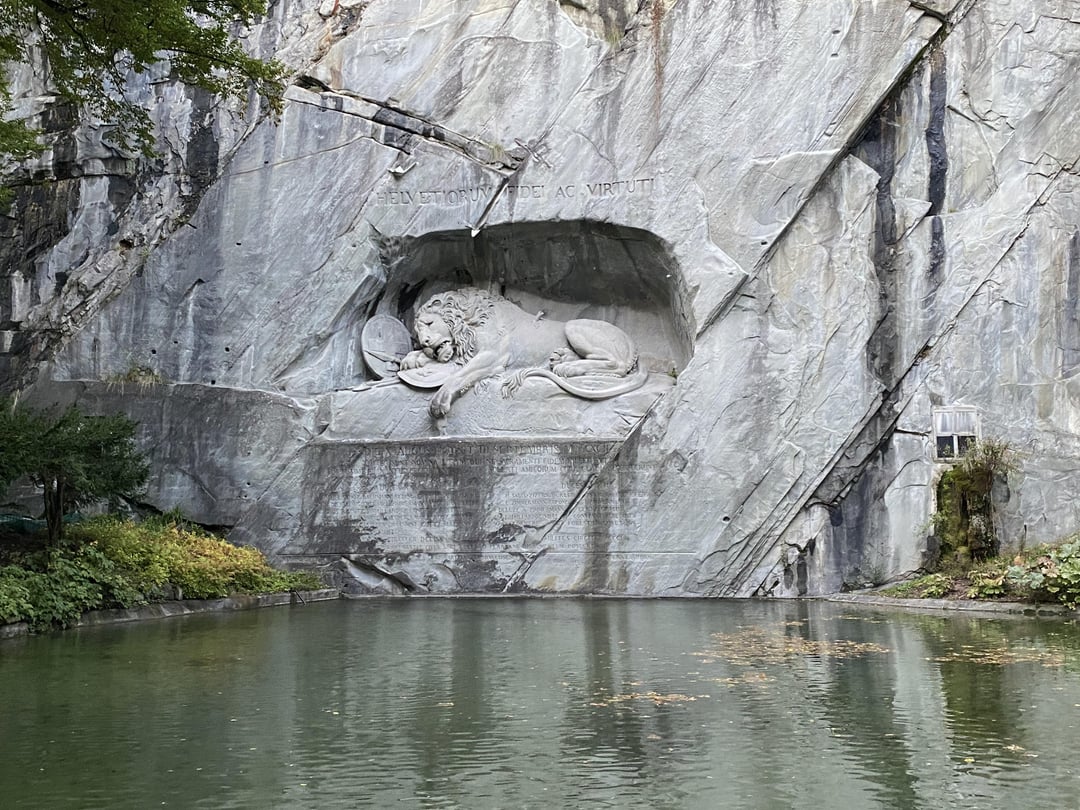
[0, 516, 322, 630]
[168, 530, 277, 598]
[0, 546, 142, 630]
[70, 517, 182, 598]
[0, 567, 33, 624]
[965, 561, 1010, 599]
[1007, 538, 1080, 607]
[882, 572, 953, 599]
[882, 540, 1080, 607]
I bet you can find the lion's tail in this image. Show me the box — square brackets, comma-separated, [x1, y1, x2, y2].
[500, 370, 529, 398]
[503, 364, 650, 400]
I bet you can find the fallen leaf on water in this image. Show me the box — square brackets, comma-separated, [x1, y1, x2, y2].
[929, 647, 1063, 667]
[694, 627, 889, 665]
[590, 691, 708, 707]
[711, 672, 775, 686]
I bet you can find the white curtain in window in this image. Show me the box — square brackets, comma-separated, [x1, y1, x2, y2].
[933, 408, 978, 436]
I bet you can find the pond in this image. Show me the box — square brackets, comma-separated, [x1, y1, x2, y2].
[2, 599, 1080, 809]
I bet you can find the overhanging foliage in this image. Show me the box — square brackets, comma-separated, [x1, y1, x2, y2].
[0, 0, 285, 159]
[0, 401, 148, 543]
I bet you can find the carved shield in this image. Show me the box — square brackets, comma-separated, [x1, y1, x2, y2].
[361, 314, 413, 379]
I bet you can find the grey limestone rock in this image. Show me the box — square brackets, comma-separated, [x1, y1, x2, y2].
[5, 0, 1080, 596]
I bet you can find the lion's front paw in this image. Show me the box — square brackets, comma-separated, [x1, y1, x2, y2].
[400, 350, 431, 370]
[429, 389, 453, 418]
[548, 347, 576, 369]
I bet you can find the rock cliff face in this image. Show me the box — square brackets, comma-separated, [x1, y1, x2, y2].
[4, 0, 1080, 595]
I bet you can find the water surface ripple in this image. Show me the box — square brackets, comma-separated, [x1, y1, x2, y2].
[3, 599, 1080, 808]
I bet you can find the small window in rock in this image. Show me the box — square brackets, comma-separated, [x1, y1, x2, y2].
[933, 407, 979, 460]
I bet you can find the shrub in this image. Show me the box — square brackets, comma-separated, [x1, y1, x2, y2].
[882, 572, 953, 599]
[965, 562, 1009, 599]
[168, 531, 274, 598]
[1, 516, 322, 630]
[1007, 538, 1080, 607]
[0, 546, 142, 630]
[0, 567, 33, 624]
[72, 515, 319, 600]
[70, 517, 182, 598]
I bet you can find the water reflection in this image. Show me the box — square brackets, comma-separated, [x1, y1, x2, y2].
[2, 600, 1080, 809]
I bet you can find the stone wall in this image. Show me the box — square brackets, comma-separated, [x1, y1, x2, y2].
[4, 0, 1080, 595]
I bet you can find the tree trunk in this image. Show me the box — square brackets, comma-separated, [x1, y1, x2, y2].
[43, 477, 63, 546]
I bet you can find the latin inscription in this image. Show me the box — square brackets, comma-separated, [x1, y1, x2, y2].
[314, 440, 651, 552]
[374, 177, 656, 207]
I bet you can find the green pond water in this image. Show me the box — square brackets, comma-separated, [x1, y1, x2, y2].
[3, 598, 1080, 809]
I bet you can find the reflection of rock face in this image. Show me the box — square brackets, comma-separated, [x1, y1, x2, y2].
[7, 1, 1080, 596]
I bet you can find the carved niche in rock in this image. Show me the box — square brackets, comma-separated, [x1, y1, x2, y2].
[389, 287, 650, 417]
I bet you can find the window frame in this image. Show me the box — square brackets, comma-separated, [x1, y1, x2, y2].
[932, 406, 980, 461]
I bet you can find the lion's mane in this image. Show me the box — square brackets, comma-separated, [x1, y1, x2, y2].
[415, 288, 499, 361]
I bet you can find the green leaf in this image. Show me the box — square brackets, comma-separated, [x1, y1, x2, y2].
[1, 400, 148, 543]
[0, 0, 285, 161]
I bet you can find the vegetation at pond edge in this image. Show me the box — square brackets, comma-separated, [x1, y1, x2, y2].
[883, 438, 1080, 608]
[1, 401, 320, 632]
[881, 539, 1080, 607]
[0, 515, 321, 632]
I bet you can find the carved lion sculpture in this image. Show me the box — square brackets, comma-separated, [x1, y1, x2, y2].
[398, 287, 649, 417]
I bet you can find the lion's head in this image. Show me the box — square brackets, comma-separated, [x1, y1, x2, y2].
[414, 287, 499, 362]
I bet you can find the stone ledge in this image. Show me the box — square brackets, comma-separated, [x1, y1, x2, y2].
[0, 589, 341, 639]
[0, 621, 29, 639]
[824, 592, 1078, 617]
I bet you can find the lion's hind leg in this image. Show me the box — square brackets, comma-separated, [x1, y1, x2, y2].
[553, 319, 636, 378]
